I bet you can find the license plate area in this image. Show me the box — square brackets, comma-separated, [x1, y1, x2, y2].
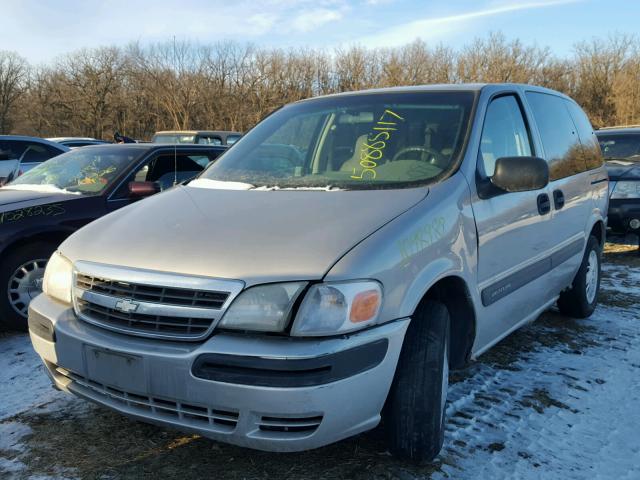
[84, 346, 145, 393]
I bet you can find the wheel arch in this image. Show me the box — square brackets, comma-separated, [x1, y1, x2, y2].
[0, 229, 71, 259]
[589, 219, 606, 248]
[412, 274, 477, 369]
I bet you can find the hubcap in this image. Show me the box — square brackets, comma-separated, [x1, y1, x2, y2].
[8, 259, 48, 318]
[585, 250, 599, 304]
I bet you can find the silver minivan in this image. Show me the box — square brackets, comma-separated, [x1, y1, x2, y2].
[29, 84, 608, 461]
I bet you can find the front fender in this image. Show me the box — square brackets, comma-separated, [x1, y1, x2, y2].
[324, 173, 480, 323]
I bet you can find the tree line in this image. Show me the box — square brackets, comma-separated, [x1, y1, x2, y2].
[0, 33, 638, 140]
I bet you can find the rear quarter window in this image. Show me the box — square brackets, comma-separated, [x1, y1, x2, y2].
[525, 92, 585, 180]
[564, 100, 603, 170]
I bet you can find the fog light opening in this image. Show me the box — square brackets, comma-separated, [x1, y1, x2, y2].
[629, 218, 640, 230]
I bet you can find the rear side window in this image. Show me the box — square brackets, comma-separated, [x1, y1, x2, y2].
[197, 136, 223, 145]
[479, 95, 533, 177]
[526, 92, 584, 180]
[564, 100, 603, 170]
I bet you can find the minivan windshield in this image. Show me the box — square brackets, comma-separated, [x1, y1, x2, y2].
[6, 146, 140, 195]
[200, 92, 475, 189]
[597, 133, 640, 161]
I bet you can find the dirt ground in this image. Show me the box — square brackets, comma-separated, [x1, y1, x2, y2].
[1, 240, 639, 480]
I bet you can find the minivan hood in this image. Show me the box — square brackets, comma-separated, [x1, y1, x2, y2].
[61, 185, 428, 285]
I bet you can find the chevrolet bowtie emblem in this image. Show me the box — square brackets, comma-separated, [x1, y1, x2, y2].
[114, 298, 139, 314]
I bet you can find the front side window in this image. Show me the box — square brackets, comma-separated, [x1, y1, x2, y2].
[479, 95, 533, 177]
[7, 147, 140, 195]
[200, 92, 476, 189]
[526, 92, 585, 180]
[114, 152, 214, 198]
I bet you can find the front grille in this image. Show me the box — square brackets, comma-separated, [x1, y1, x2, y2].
[77, 299, 214, 337]
[72, 262, 244, 341]
[76, 274, 229, 309]
[56, 367, 239, 432]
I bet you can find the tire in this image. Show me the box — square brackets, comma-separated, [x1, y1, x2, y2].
[0, 242, 55, 331]
[557, 235, 601, 319]
[384, 300, 450, 462]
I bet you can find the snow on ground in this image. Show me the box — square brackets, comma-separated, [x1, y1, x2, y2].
[0, 245, 639, 479]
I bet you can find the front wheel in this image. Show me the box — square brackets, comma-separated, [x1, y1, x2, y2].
[384, 300, 450, 462]
[557, 235, 601, 318]
[0, 242, 55, 331]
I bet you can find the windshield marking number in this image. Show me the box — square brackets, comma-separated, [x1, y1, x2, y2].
[351, 109, 404, 180]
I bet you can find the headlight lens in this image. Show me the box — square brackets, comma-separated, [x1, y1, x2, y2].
[218, 282, 307, 332]
[291, 281, 382, 336]
[42, 251, 73, 304]
[611, 181, 640, 199]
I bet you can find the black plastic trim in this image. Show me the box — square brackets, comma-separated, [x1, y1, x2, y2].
[481, 238, 584, 306]
[191, 338, 388, 387]
[590, 178, 608, 185]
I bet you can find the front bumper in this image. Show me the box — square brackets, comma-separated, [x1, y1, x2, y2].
[607, 198, 640, 233]
[28, 293, 409, 452]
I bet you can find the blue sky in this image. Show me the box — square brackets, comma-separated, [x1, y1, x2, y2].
[2, 0, 638, 63]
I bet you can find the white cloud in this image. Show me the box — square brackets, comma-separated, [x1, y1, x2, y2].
[291, 8, 344, 32]
[355, 0, 584, 47]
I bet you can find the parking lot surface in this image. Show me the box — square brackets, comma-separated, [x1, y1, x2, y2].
[1, 243, 639, 479]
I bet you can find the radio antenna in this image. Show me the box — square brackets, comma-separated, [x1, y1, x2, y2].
[173, 142, 178, 186]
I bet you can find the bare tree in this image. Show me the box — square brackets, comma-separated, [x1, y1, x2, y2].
[5, 33, 640, 139]
[0, 51, 28, 133]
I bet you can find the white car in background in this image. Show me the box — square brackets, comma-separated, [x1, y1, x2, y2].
[0, 136, 69, 184]
[47, 137, 110, 148]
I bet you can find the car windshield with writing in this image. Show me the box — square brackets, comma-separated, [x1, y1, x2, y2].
[199, 92, 476, 190]
[6, 146, 140, 195]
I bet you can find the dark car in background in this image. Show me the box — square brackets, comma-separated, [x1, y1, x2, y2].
[0, 136, 69, 184]
[0, 143, 226, 330]
[152, 130, 242, 146]
[596, 127, 640, 235]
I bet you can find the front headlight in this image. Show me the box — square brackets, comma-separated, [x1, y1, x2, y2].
[291, 281, 382, 336]
[611, 181, 640, 199]
[42, 251, 73, 304]
[218, 282, 307, 332]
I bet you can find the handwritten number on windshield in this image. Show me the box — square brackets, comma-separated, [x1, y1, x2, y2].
[351, 109, 405, 180]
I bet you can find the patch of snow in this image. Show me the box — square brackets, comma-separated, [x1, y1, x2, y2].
[3, 184, 81, 195]
[0, 334, 67, 421]
[251, 185, 343, 191]
[187, 179, 254, 190]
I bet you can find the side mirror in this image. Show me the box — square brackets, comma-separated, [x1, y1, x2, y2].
[128, 181, 160, 198]
[491, 156, 549, 193]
